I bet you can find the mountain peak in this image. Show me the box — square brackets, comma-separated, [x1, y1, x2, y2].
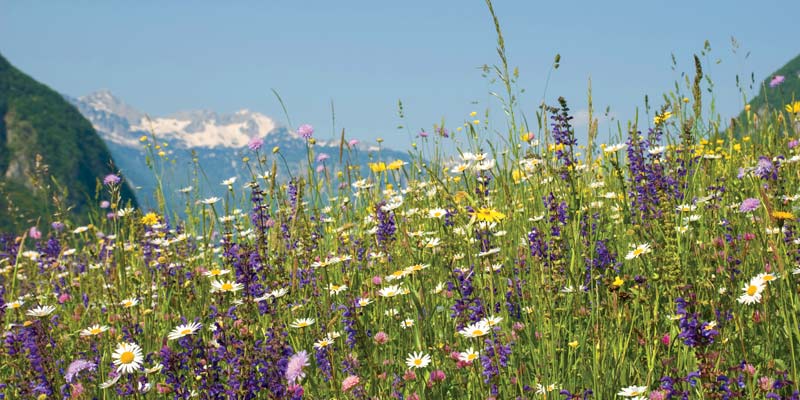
[76, 93, 280, 149]
[79, 89, 143, 121]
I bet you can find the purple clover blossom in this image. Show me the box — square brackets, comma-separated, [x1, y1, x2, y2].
[770, 75, 785, 88]
[248, 136, 264, 151]
[285, 351, 310, 383]
[297, 124, 314, 139]
[418, 130, 429, 138]
[316, 153, 330, 163]
[103, 174, 121, 186]
[739, 198, 760, 213]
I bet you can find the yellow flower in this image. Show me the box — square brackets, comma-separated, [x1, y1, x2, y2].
[272, 146, 280, 154]
[520, 132, 535, 142]
[369, 162, 387, 173]
[470, 111, 477, 117]
[682, 97, 690, 103]
[568, 340, 579, 349]
[612, 276, 624, 287]
[772, 211, 795, 220]
[745, 104, 751, 112]
[387, 160, 406, 170]
[653, 111, 673, 125]
[472, 119, 481, 125]
[139, 135, 148, 142]
[471, 207, 506, 223]
[786, 101, 800, 114]
[140, 212, 159, 225]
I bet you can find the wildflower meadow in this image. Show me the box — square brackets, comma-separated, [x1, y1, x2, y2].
[3, 5, 800, 400]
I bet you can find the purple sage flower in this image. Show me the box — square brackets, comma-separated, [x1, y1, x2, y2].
[297, 124, 314, 139]
[770, 75, 785, 88]
[739, 198, 760, 213]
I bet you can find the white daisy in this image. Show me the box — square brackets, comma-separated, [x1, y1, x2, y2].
[290, 318, 315, 329]
[210, 280, 243, 293]
[26, 305, 56, 317]
[625, 243, 652, 260]
[458, 321, 492, 338]
[405, 351, 431, 369]
[112, 342, 144, 374]
[168, 322, 202, 341]
[457, 347, 480, 362]
[378, 285, 403, 298]
[618, 385, 648, 397]
[80, 324, 109, 336]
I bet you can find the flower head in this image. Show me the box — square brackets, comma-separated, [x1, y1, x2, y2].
[103, 174, 121, 186]
[405, 351, 431, 369]
[770, 75, 786, 88]
[26, 305, 56, 317]
[80, 324, 109, 336]
[248, 136, 264, 151]
[286, 351, 310, 383]
[739, 198, 760, 213]
[112, 342, 144, 374]
[168, 322, 202, 341]
[297, 124, 314, 139]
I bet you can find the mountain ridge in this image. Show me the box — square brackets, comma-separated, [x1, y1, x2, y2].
[0, 53, 138, 232]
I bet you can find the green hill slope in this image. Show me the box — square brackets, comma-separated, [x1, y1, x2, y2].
[746, 53, 800, 114]
[0, 52, 137, 233]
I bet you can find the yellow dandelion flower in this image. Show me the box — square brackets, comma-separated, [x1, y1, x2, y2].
[471, 207, 506, 223]
[140, 213, 159, 225]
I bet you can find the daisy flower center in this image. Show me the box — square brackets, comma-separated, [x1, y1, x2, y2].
[414, 359, 422, 366]
[91, 328, 102, 334]
[746, 285, 758, 296]
[210, 269, 221, 275]
[180, 329, 192, 335]
[119, 351, 135, 364]
[221, 283, 233, 291]
[473, 329, 484, 336]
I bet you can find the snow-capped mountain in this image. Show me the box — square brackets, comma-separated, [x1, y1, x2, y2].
[68, 90, 409, 213]
[72, 90, 279, 148]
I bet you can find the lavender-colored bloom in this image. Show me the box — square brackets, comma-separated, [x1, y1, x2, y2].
[418, 130, 429, 138]
[316, 153, 330, 163]
[348, 139, 359, 147]
[248, 136, 264, 151]
[770, 75, 785, 88]
[739, 198, 760, 213]
[755, 156, 776, 180]
[51, 221, 64, 231]
[789, 139, 799, 149]
[103, 174, 121, 186]
[100, 200, 110, 209]
[285, 351, 310, 383]
[297, 124, 314, 139]
[65, 359, 97, 383]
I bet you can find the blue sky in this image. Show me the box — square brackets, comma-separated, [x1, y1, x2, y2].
[1, 1, 797, 150]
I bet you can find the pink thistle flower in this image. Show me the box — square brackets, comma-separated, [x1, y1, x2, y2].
[770, 75, 785, 88]
[297, 124, 314, 139]
[248, 136, 264, 151]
